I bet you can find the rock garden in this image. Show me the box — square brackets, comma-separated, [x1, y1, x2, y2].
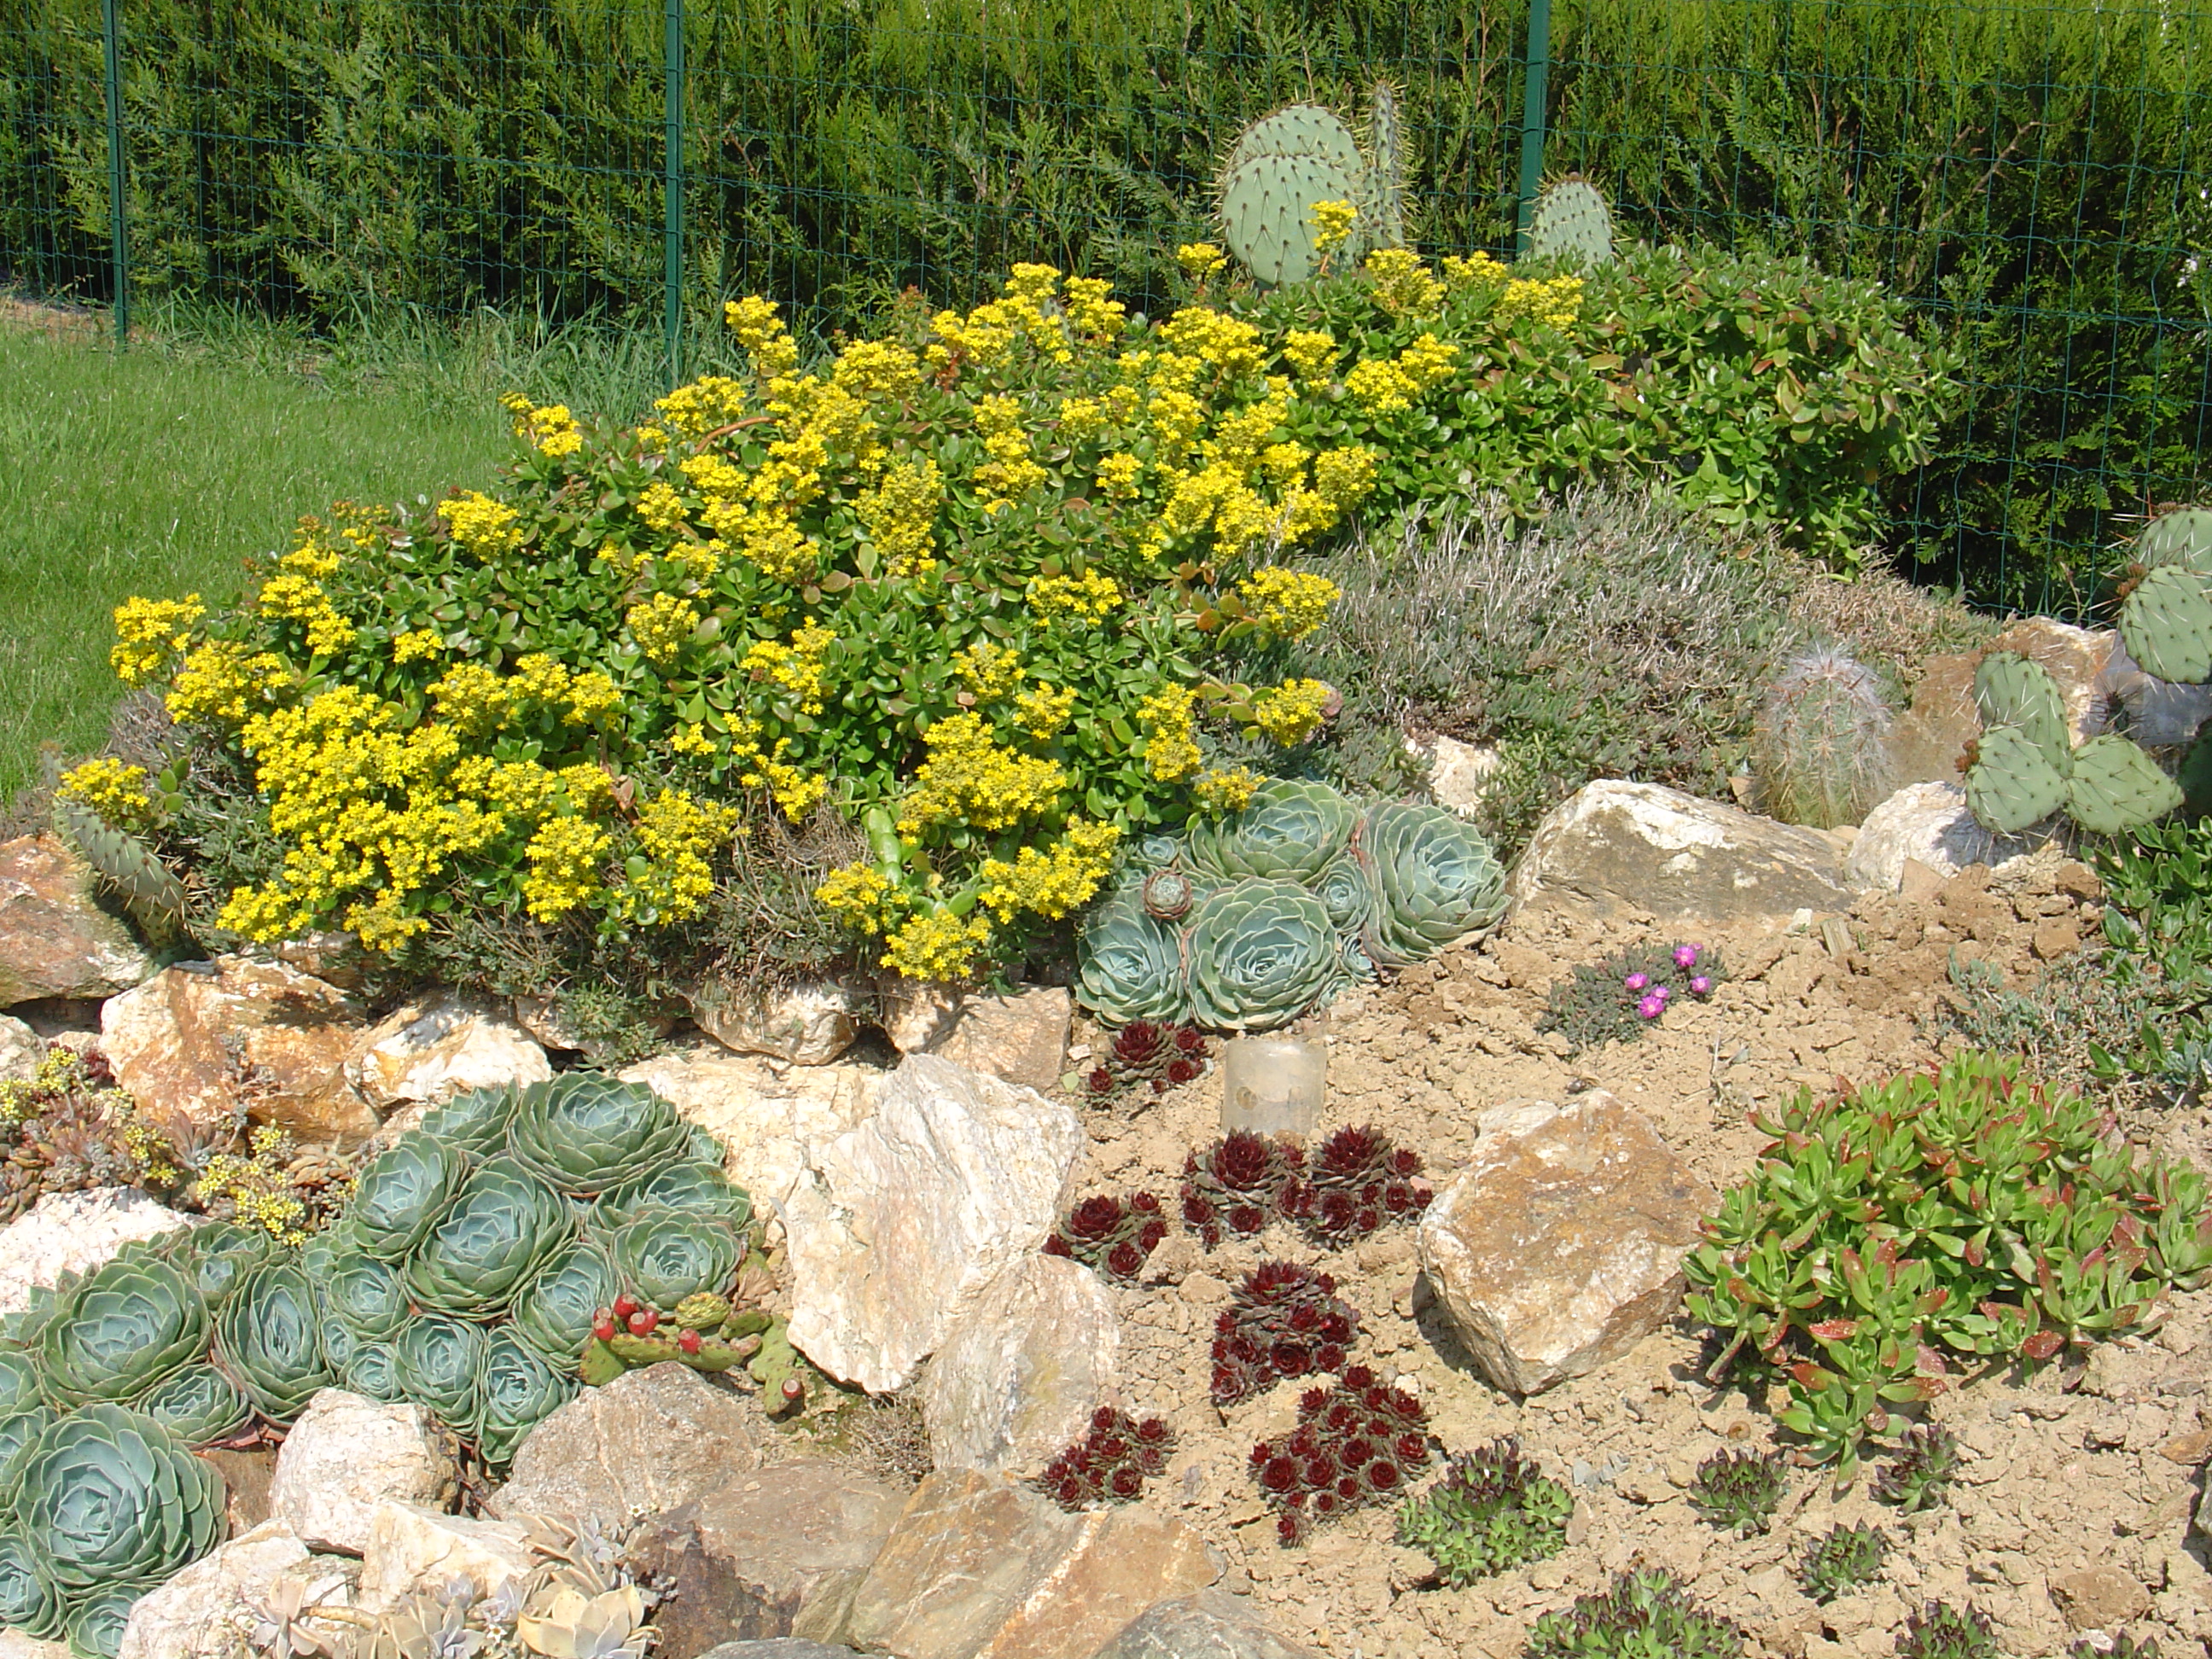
[5, 144, 2212, 1659]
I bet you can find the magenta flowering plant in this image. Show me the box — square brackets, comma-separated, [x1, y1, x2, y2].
[1539, 940, 1728, 1054]
[1624, 972, 1650, 992]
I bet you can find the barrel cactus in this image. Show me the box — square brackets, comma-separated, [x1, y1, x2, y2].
[1753, 646, 1895, 830]
[1185, 878, 1339, 1033]
[1354, 802, 1509, 967]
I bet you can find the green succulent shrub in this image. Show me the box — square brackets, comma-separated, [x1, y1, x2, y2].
[1394, 1437, 1573, 1586]
[1797, 1522, 1887, 1603]
[1895, 1603, 1998, 1659]
[1685, 1050, 2212, 1482]
[1523, 1569, 1742, 1659]
[1686, 1449, 1784, 1536]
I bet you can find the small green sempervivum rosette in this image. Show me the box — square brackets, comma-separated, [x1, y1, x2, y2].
[394, 1315, 486, 1429]
[66, 1582, 143, 1659]
[346, 1135, 466, 1262]
[17, 1402, 227, 1596]
[1185, 779, 1357, 885]
[0, 1523, 64, 1641]
[509, 1237, 623, 1369]
[1075, 884, 1189, 1027]
[37, 1254, 207, 1411]
[131, 1364, 252, 1447]
[593, 1161, 753, 1232]
[504, 1074, 691, 1198]
[1184, 878, 1337, 1033]
[214, 1260, 329, 1423]
[1312, 853, 1376, 937]
[160, 1222, 280, 1309]
[606, 1209, 744, 1311]
[416, 1082, 521, 1159]
[474, 1333, 578, 1468]
[401, 1155, 572, 1319]
[1353, 802, 1507, 968]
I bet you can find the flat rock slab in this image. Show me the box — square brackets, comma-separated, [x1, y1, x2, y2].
[934, 987, 1073, 1094]
[1089, 1589, 1324, 1659]
[0, 834, 154, 1005]
[358, 1503, 535, 1613]
[1508, 780, 1854, 923]
[923, 1254, 1120, 1476]
[1418, 1093, 1715, 1395]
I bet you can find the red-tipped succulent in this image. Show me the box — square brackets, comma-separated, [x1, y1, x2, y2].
[1181, 1130, 1304, 1249]
[1035, 1406, 1178, 1511]
[1283, 1126, 1431, 1247]
[1087, 1022, 1214, 1100]
[1210, 1261, 1360, 1406]
[1249, 1365, 1431, 1545]
[1043, 1190, 1170, 1284]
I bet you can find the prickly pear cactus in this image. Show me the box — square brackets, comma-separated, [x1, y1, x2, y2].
[1222, 102, 1365, 180]
[1216, 102, 1367, 285]
[2134, 506, 2212, 573]
[2064, 732, 2186, 834]
[1971, 652, 2070, 759]
[1525, 178, 1615, 267]
[1363, 79, 1408, 250]
[2119, 563, 2212, 685]
[50, 791, 189, 944]
[1964, 725, 2069, 835]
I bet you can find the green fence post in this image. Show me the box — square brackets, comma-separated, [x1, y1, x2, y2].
[1514, 0, 1551, 254]
[663, 0, 684, 392]
[100, 0, 129, 347]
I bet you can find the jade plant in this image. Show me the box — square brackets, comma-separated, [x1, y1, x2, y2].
[1394, 1436, 1573, 1586]
[1249, 1366, 1429, 1545]
[1797, 1522, 1887, 1603]
[1035, 1407, 1177, 1511]
[1687, 1448, 1785, 1535]
[1210, 1262, 1360, 1406]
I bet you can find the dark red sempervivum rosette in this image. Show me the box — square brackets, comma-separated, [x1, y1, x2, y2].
[1180, 1130, 1302, 1249]
[1283, 1125, 1431, 1247]
[1249, 1365, 1431, 1544]
[1210, 1260, 1360, 1406]
[1035, 1406, 1178, 1511]
[1042, 1190, 1170, 1284]
[1085, 1022, 1212, 1099]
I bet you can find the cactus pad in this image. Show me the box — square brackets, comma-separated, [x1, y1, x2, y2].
[2119, 563, 2212, 685]
[1526, 178, 1615, 267]
[1965, 725, 2069, 835]
[2064, 732, 2184, 834]
[50, 792, 189, 942]
[1218, 149, 1365, 286]
[2135, 507, 2212, 574]
[1971, 652, 2069, 759]
[1363, 80, 1408, 249]
[1222, 103, 1365, 178]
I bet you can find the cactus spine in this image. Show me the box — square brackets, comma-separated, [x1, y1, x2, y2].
[1752, 646, 1895, 830]
[1525, 178, 1616, 267]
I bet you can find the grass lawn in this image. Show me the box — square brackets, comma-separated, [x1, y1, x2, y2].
[0, 304, 683, 801]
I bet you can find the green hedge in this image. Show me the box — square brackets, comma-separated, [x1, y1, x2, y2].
[4, 0, 2209, 604]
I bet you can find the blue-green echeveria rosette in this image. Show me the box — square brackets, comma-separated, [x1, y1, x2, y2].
[318, 1247, 410, 1342]
[504, 1074, 691, 1198]
[593, 1161, 753, 1233]
[1185, 778, 1359, 885]
[131, 1364, 252, 1448]
[509, 1237, 622, 1369]
[346, 1135, 466, 1262]
[0, 1348, 38, 1413]
[160, 1222, 279, 1310]
[1354, 801, 1508, 968]
[37, 1254, 208, 1410]
[1183, 877, 1338, 1033]
[1313, 853, 1376, 936]
[401, 1156, 572, 1320]
[393, 1315, 486, 1429]
[606, 1210, 743, 1311]
[1074, 885, 1189, 1027]
[0, 1522, 65, 1641]
[343, 1343, 403, 1404]
[66, 1581, 143, 1658]
[214, 1261, 330, 1424]
[416, 1083, 521, 1160]
[0, 1402, 55, 1499]
[16, 1402, 227, 1596]
[474, 1333, 578, 1468]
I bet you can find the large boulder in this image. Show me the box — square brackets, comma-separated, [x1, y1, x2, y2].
[114, 1520, 311, 1659]
[923, 1255, 1120, 1476]
[624, 1458, 908, 1655]
[486, 1361, 760, 1534]
[0, 1013, 42, 1083]
[1845, 782, 2034, 894]
[933, 988, 1073, 1095]
[268, 1388, 459, 1555]
[690, 977, 866, 1066]
[0, 1187, 197, 1317]
[1507, 780, 1855, 923]
[345, 990, 550, 1113]
[100, 957, 378, 1144]
[1089, 1590, 1325, 1659]
[782, 1056, 1085, 1394]
[1417, 1093, 1715, 1394]
[356, 1504, 535, 1613]
[0, 835, 154, 1006]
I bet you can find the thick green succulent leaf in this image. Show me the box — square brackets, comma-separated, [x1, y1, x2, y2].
[1965, 724, 2070, 835]
[1972, 651, 2070, 757]
[318, 1248, 410, 1343]
[401, 1156, 572, 1320]
[0, 1403, 55, 1502]
[17, 1403, 226, 1594]
[2120, 563, 2212, 685]
[1312, 853, 1376, 935]
[1218, 149, 1366, 286]
[2066, 733, 2186, 835]
[343, 1343, 403, 1404]
[2135, 507, 2212, 575]
[1222, 102, 1365, 178]
[504, 1074, 691, 1199]
[1526, 178, 1616, 267]
[417, 1083, 521, 1159]
[1184, 877, 1338, 1033]
[214, 1261, 330, 1424]
[346, 1135, 466, 1263]
[37, 1255, 208, 1410]
[1185, 779, 1359, 885]
[65, 1581, 143, 1659]
[317, 1313, 359, 1374]
[1074, 887, 1189, 1027]
[593, 1161, 752, 1234]
[474, 1333, 577, 1469]
[163, 1222, 281, 1309]
[1354, 802, 1509, 967]
[131, 1363, 252, 1448]
[393, 1314, 486, 1429]
[508, 1238, 621, 1370]
[606, 1210, 744, 1311]
[0, 1522, 65, 1640]
[0, 1348, 38, 1413]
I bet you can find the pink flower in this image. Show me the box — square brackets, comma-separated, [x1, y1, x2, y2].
[1624, 973, 1650, 992]
[1651, 982, 1671, 1001]
[1636, 994, 1666, 1020]
[1674, 944, 1700, 970]
[1690, 975, 1713, 996]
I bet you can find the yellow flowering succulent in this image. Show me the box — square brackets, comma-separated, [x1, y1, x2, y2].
[1011, 683, 1077, 739]
[1308, 199, 1358, 257]
[110, 595, 203, 685]
[1191, 765, 1261, 812]
[1027, 569, 1121, 624]
[1238, 568, 1342, 639]
[57, 759, 155, 830]
[1247, 678, 1334, 746]
[1364, 248, 1447, 317]
[1177, 242, 1228, 279]
[1495, 273, 1586, 330]
[976, 818, 1121, 923]
[444, 491, 523, 557]
[880, 910, 995, 981]
[1136, 684, 1202, 783]
[897, 713, 1067, 835]
[814, 862, 895, 934]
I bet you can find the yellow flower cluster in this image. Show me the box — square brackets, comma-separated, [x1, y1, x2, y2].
[196, 1127, 310, 1245]
[1344, 334, 1459, 416]
[1365, 249, 1446, 317]
[522, 816, 610, 922]
[445, 491, 524, 558]
[1062, 276, 1126, 344]
[976, 818, 1121, 923]
[111, 594, 203, 684]
[1248, 678, 1333, 745]
[1096, 452, 1143, 499]
[1155, 307, 1266, 378]
[627, 591, 701, 665]
[393, 628, 443, 663]
[256, 573, 356, 655]
[1238, 568, 1342, 638]
[655, 373, 753, 439]
[1137, 684, 1201, 782]
[973, 393, 1049, 512]
[928, 265, 1078, 371]
[636, 480, 690, 534]
[610, 790, 742, 923]
[1282, 329, 1337, 382]
[1494, 274, 1585, 329]
[57, 758, 154, 830]
[725, 297, 800, 379]
[898, 713, 1066, 835]
[880, 910, 994, 981]
[1191, 765, 1261, 812]
[957, 639, 1026, 701]
[1309, 199, 1359, 256]
[1177, 242, 1227, 279]
[814, 863, 895, 933]
[832, 339, 924, 402]
[499, 392, 585, 458]
[1027, 569, 1121, 624]
[1442, 251, 1509, 290]
[742, 622, 835, 714]
[1312, 445, 1381, 506]
[166, 641, 289, 725]
[856, 457, 943, 576]
[1011, 682, 1076, 739]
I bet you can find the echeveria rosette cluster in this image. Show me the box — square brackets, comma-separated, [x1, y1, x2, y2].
[1185, 878, 1338, 1033]
[345, 1135, 467, 1261]
[506, 1074, 692, 1197]
[401, 1157, 573, 1320]
[35, 1254, 208, 1410]
[509, 1238, 625, 1369]
[474, 1333, 579, 1469]
[131, 1364, 251, 1448]
[1283, 1126, 1429, 1248]
[1075, 886, 1189, 1027]
[215, 1260, 332, 1423]
[1352, 801, 1507, 968]
[393, 1314, 487, 1429]
[1181, 1131, 1304, 1249]
[1185, 779, 1356, 885]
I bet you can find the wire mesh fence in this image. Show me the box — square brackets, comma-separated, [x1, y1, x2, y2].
[3, 0, 2208, 615]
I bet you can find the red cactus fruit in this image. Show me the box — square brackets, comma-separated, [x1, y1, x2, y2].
[612, 1294, 638, 1320]
[678, 1328, 703, 1356]
[628, 1308, 658, 1336]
